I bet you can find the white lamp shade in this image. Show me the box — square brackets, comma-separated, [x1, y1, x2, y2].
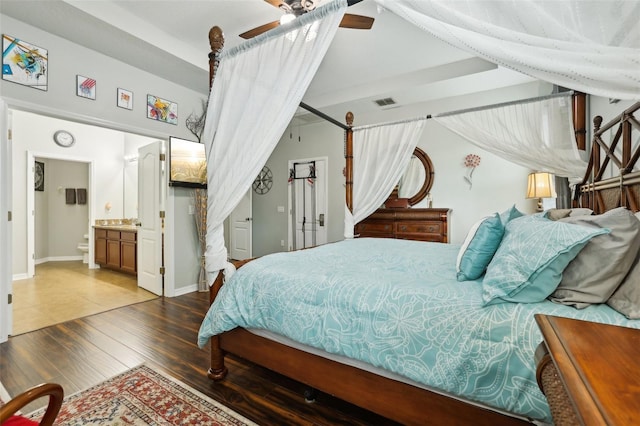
[527, 172, 556, 199]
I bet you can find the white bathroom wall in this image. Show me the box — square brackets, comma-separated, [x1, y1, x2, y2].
[33, 158, 89, 263]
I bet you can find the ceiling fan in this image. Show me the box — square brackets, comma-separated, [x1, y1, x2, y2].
[239, 0, 374, 39]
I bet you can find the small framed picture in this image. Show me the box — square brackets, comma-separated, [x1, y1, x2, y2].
[34, 161, 45, 191]
[117, 88, 133, 110]
[147, 94, 178, 125]
[76, 75, 96, 100]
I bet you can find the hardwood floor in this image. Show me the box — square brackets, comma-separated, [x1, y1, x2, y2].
[11, 261, 157, 335]
[0, 291, 400, 425]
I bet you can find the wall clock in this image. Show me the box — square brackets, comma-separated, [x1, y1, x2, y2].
[253, 166, 273, 194]
[53, 130, 75, 147]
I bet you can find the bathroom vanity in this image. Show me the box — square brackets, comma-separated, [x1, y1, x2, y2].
[94, 225, 137, 275]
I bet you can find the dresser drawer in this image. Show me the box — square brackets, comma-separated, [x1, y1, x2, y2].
[356, 222, 394, 235]
[107, 230, 121, 240]
[395, 221, 442, 235]
[95, 229, 107, 239]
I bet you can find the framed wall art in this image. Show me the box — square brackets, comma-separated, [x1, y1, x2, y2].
[2, 34, 48, 91]
[76, 75, 96, 100]
[34, 161, 44, 191]
[147, 94, 178, 125]
[117, 88, 133, 110]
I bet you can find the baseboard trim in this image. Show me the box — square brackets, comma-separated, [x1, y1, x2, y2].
[35, 256, 83, 265]
[172, 284, 198, 297]
[12, 273, 29, 281]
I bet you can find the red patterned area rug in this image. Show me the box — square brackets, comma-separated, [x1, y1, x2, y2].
[27, 364, 258, 425]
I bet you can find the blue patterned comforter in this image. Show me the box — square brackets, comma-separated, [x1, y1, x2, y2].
[198, 238, 640, 422]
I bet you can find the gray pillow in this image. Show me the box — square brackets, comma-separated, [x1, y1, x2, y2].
[549, 207, 640, 308]
[608, 254, 640, 319]
[607, 211, 640, 318]
[545, 209, 571, 221]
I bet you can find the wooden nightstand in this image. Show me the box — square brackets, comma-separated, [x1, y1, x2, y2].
[534, 314, 640, 425]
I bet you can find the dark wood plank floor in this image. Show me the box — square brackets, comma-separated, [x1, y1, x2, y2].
[0, 291, 400, 425]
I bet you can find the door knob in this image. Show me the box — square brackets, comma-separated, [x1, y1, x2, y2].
[319, 213, 325, 227]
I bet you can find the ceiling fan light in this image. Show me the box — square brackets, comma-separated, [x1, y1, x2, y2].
[280, 13, 296, 25]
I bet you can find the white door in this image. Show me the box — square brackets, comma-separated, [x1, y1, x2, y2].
[229, 189, 252, 260]
[0, 101, 12, 341]
[137, 141, 164, 296]
[288, 157, 327, 251]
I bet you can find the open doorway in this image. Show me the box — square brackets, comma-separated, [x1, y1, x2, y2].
[9, 109, 159, 335]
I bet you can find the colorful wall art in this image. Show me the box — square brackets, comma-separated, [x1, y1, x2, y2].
[147, 94, 178, 125]
[76, 75, 96, 100]
[2, 34, 48, 91]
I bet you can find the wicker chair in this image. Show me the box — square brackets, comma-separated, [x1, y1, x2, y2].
[0, 383, 63, 426]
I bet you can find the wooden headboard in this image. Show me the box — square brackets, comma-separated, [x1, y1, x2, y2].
[576, 102, 640, 213]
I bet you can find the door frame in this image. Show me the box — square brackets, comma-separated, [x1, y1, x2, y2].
[287, 156, 328, 251]
[26, 151, 95, 278]
[0, 98, 175, 342]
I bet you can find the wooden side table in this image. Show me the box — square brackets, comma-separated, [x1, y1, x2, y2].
[535, 314, 640, 425]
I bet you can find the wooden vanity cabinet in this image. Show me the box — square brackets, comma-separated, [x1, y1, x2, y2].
[94, 229, 107, 264]
[120, 231, 137, 274]
[94, 227, 137, 275]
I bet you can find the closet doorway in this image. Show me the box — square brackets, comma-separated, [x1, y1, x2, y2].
[288, 156, 328, 250]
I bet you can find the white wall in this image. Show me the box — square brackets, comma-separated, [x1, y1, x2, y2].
[253, 81, 554, 251]
[2, 13, 207, 290]
[0, 14, 206, 140]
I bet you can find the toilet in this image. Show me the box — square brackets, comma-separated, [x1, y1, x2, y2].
[77, 233, 89, 264]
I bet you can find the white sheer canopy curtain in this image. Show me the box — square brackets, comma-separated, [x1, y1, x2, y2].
[202, 0, 347, 285]
[344, 120, 426, 238]
[375, 0, 640, 100]
[433, 93, 587, 182]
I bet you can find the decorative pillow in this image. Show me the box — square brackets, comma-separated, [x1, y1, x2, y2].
[569, 208, 593, 217]
[456, 213, 504, 281]
[482, 214, 609, 305]
[606, 210, 640, 318]
[608, 250, 640, 319]
[499, 204, 524, 225]
[545, 209, 571, 221]
[549, 208, 640, 308]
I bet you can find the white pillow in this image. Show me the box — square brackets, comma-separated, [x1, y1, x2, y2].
[456, 216, 490, 273]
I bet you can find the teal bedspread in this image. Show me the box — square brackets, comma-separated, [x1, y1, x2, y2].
[198, 238, 640, 422]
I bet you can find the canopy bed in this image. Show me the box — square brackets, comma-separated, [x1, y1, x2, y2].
[197, 2, 640, 425]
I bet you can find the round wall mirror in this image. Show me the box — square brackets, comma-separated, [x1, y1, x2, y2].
[396, 147, 434, 206]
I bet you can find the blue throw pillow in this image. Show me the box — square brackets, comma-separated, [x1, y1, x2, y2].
[482, 214, 609, 305]
[456, 213, 505, 281]
[499, 204, 524, 225]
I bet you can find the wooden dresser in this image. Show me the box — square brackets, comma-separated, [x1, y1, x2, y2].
[354, 208, 451, 243]
[534, 314, 640, 425]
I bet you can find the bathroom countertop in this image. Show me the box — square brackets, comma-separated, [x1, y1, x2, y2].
[93, 224, 139, 232]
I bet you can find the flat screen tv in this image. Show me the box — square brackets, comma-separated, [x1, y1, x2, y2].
[168, 136, 207, 188]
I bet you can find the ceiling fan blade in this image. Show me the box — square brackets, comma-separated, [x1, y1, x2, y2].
[239, 21, 281, 39]
[340, 13, 374, 30]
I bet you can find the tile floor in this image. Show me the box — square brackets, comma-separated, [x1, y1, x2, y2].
[11, 261, 158, 335]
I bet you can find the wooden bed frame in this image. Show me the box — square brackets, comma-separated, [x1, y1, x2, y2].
[204, 26, 639, 425]
[575, 101, 640, 213]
